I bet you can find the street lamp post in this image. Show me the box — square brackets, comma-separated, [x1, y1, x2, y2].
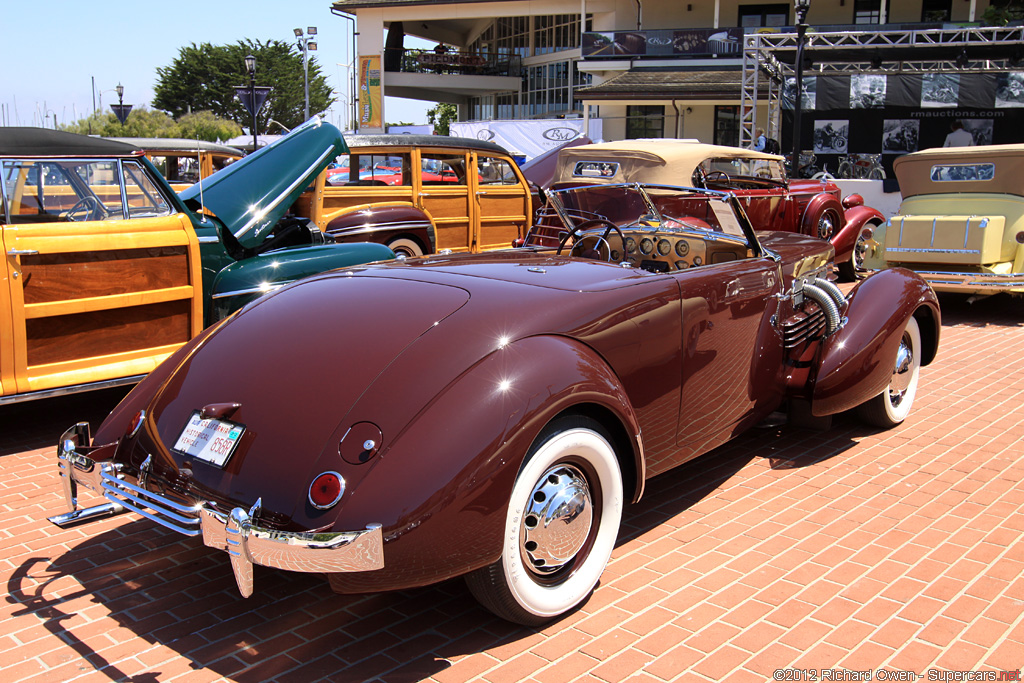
[245, 55, 258, 151]
[294, 27, 318, 121]
[110, 83, 133, 128]
[791, 0, 811, 177]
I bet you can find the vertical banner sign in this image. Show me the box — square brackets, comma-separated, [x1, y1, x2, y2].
[359, 55, 382, 129]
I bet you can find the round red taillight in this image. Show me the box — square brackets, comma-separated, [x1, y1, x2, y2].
[127, 410, 146, 437]
[1016, 231, 1024, 244]
[308, 471, 345, 509]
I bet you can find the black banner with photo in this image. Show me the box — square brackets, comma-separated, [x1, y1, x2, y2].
[779, 71, 1024, 178]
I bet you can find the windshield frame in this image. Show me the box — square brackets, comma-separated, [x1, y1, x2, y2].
[546, 182, 763, 257]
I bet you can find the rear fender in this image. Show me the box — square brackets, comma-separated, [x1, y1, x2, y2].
[325, 203, 435, 253]
[326, 335, 642, 593]
[832, 204, 885, 263]
[811, 268, 940, 416]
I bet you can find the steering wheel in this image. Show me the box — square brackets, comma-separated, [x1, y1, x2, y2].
[64, 196, 104, 222]
[705, 170, 730, 183]
[692, 166, 708, 188]
[556, 218, 626, 262]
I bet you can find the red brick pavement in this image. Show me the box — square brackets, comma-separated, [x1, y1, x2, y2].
[1, 293, 1022, 682]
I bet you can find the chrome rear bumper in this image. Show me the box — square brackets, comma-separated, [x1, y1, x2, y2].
[48, 423, 383, 597]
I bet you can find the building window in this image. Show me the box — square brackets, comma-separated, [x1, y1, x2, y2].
[535, 15, 580, 56]
[470, 59, 589, 120]
[626, 106, 664, 139]
[714, 106, 739, 147]
[854, 0, 891, 24]
[920, 0, 951, 21]
[738, 4, 790, 27]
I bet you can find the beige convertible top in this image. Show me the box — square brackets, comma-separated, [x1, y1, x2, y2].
[894, 144, 1024, 198]
[553, 139, 783, 185]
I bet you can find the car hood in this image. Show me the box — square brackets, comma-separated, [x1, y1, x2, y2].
[178, 118, 346, 250]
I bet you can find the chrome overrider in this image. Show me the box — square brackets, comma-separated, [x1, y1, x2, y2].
[48, 423, 383, 597]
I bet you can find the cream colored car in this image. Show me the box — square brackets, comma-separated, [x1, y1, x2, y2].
[864, 144, 1024, 295]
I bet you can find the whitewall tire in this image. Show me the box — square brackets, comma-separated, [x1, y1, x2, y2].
[466, 416, 624, 625]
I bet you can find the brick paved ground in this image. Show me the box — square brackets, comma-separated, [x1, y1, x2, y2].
[1, 292, 1022, 683]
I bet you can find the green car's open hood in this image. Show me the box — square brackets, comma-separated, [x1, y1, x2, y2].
[179, 118, 348, 250]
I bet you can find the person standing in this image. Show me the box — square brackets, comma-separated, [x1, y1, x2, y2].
[753, 127, 767, 151]
[944, 121, 974, 147]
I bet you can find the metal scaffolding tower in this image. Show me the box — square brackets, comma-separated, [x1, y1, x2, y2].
[739, 25, 1024, 148]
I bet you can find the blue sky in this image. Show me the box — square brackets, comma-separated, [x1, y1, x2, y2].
[3, 0, 432, 130]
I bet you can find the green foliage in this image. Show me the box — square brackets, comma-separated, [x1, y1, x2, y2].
[426, 103, 458, 136]
[175, 111, 243, 142]
[60, 107, 175, 137]
[59, 107, 241, 142]
[983, 0, 1024, 25]
[153, 39, 335, 133]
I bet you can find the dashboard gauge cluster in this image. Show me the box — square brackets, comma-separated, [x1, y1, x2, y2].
[612, 231, 720, 271]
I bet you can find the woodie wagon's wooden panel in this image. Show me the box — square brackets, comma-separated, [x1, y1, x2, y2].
[2, 213, 202, 396]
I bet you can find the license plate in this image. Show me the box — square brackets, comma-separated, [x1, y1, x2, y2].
[172, 412, 246, 467]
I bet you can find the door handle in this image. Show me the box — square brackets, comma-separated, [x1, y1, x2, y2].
[7, 248, 39, 256]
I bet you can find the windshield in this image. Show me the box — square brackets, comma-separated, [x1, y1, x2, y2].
[548, 183, 747, 239]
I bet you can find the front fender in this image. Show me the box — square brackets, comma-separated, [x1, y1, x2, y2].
[800, 194, 846, 254]
[832, 204, 885, 263]
[812, 268, 940, 416]
[209, 242, 395, 320]
[325, 334, 642, 593]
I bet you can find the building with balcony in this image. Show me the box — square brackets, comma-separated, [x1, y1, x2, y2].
[330, 0, 1022, 173]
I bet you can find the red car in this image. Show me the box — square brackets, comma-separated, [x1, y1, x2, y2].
[548, 140, 885, 280]
[48, 182, 938, 625]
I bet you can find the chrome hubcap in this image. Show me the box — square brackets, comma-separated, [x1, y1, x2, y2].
[520, 464, 593, 575]
[889, 332, 915, 406]
[818, 214, 835, 240]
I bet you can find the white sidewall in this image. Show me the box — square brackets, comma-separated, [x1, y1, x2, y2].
[501, 428, 623, 619]
[884, 316, 922, 424]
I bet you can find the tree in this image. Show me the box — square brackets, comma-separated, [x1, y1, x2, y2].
[60, 107, 176, 137]
[153, 39, 335, 133]
[59, 107, 241, 142]
[427, 103, 458, 136]
[175, 111, 243, 142]
[983, 0, 1024, 25]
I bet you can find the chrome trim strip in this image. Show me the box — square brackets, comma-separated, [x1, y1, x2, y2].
[327, 220, 432, 237]
[197, 236, 220, 244]
[234, 145, 336, 239]
[898, 216, 905, 247]
[917, 270, 1024, 284]
[0, 375, 145, 406]
[931, 217, 937, 245]
[210, 282, 289, 300]
[888, 247, 981, 255]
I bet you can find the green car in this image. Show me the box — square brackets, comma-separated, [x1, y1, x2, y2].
[1, 118, 393, 404]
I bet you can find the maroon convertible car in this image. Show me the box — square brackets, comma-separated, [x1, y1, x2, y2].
[48, 182, 939, 625]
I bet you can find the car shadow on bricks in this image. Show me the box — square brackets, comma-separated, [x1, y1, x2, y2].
[938, 292, 1024, 328]
[5, 518, 540, 682]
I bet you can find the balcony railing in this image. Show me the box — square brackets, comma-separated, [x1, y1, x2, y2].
[384, 47, 523, 77]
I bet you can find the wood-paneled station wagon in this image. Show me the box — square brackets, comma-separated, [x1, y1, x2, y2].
[108, 138, 244, 192]
[0, 121, 392, 404]
[863, 144, 1024, 296]
[548, 140, 886, 281]
[48, 182, 938, 625]
[295, 135, 535, 257]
